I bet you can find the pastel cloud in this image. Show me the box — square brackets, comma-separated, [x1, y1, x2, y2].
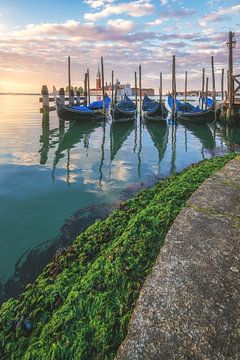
[147, 19, 163, 26]
[200, 4, 240, 27]
[84, 0, 115, 8]
[84, 0, 154, 21]
[159, 7, 195, 19]
[107, 18, 135, 32]
[0, 12, 239, 93]
[160, 0, 168, 5]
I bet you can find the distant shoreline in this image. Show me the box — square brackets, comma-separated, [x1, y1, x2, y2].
[0, 93, 40, 96]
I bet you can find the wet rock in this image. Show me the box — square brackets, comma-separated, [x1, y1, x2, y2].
[116, 158, 240, 360]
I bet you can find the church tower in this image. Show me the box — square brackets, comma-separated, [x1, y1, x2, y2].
[96, 67, 101, 90]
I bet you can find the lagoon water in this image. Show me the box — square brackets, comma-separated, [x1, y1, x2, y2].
[0, 94, 239, 302]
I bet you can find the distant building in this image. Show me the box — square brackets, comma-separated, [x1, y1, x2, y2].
[90, 69, 134, 97]
[96, 67, 101, 90]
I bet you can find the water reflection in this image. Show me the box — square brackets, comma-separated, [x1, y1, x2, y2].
[183, 122, 215, 152]
[110, 121, 134, 162]
[145, 121, 168, 173]
[1, 94, 240, 305]
[51, 120, 102, 182]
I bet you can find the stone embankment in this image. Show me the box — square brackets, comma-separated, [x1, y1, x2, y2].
[116, 158, 240, 360]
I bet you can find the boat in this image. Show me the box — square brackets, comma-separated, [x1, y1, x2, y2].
[167, 95, 215, 123]
[56, 98, 105, 121]
[142, 94, 168, 121]
[55, 94, 111, 122]
[110, 121, 134, 161]
[112, 94, 137, 122]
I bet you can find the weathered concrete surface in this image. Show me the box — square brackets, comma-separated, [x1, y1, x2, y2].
[116, 158, 240, 360]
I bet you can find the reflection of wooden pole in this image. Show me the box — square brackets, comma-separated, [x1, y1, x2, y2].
[184, 71, 187, 102]
[99, 121, 106, 185]
[87, 68, 90, 106]
[201, 68, 205, 110]
[211, 56, 216, 101]
[101, 56, 105, 112]
[111, 70, 114, 105]
[135, 71, 137, 106]
[68, 56, 71, 104]
[221, 68, 224, 101]
[205, 77, 208, 109]
[139, 64, 142, 116]
[160, 72, 162, 102]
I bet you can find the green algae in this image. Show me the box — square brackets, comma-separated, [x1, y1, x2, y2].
[0, 153, 236, 360]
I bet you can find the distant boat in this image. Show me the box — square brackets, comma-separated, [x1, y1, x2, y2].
[142, 94, 168, 121]
[56, 95, 110, 121]
[167, 95, 215, 123]
[112, 94, 137, 122]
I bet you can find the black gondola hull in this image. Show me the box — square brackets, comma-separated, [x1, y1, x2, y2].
[177, 106, 215, 123]
[143, 102, 168, 121]
[56, 99, 105, 121]
[112, 107, 137, 122]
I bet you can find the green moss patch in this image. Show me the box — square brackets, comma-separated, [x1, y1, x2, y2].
[0, 153, 236, 359]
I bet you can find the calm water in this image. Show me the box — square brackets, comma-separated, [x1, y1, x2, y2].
[0, 95, 239, 302]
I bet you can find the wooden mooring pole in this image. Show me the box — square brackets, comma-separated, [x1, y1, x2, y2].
[228, 31, 234, 113]
[76, 90, 81, 105]
[111, 70, 114, 105]
[68, 56, 71, 105]
[41, 85, 49, 110]
[84, 72, 87, 106]
[221, 68, 224, 101]
[135, 71, 137, 106]
[159, 72, 162, 103]
[139, 64, 142, 117]
[172, 55, 176, 119]
[101, 56, 105, 113]
[211, 56, 216, 102]
[201, 68, 205, 110]
[69, 88, 74, 106]
[87, 69, 90, 106]
[184, 71, 187, 103]
[205, 77, 208, 109]
[59, 87, 65, 105]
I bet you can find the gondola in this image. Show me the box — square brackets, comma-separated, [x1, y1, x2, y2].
[56, 98, 105, 121]
[142, 94, 168, 121]
[167, 95, 215, 123]
[56, 95, 110, 122]
[112, 94, 137, 122]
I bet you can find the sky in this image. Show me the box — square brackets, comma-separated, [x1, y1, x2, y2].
[0, 0, 239, 93]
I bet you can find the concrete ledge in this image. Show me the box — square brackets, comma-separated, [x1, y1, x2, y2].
[116, 158, 240, 360]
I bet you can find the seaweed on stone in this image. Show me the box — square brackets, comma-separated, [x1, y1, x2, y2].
[0, 153, 236, 360]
